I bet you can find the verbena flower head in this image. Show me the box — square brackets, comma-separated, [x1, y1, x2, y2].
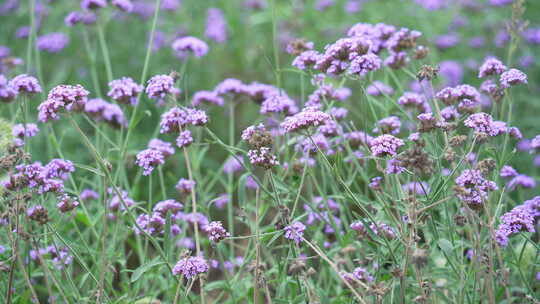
[349, 53, 382, 76]
[192, 90, 224, 107]
[367, 81, 394, 96]
[172, 36, 209, 58]
[146, 74, 180, 104]
[153, 199, 183, 215]
[369, 134, 404, 157]
[176, 178, 196, 194]
[111, 0, 133, 12]
[47, 84, 90, 112]
[284, 221, 306, 244]
[214, 78, 248, 97]
[148, 139, 175, 157]
[397, 92, 429, 112]
[500, 165, 518, 178]
[176, 130, 193, 148]
[107, 77, 143, 105]
[454, 169, 497, 206]
[159, 107, 209, 134]
[204, 221, 230, 242]
[463, 112, 505, 137]
[478, 57, 507, 78]
[81, 0, 107, 10]
[495, 203, 536, 247]
[248, 147, 279, 169]
[172, 256, 209, 279]
[57, 194, 80, 213]
[65, 11, 83, 27]
[292, 50, 321, 70]
[80, 188, 99, 201]
[205, 8, 228, 43]
[108, 188, 135, 212]
[506, 175, 536, 191]
[135, 149, 165, 175]
[0, 75, 17, 102]
[281, 106, 331, 133]
[260, 94, 298, 115]
[374, 116, 401, 135]
[9, 74, 42, 94]
[36, 33, 70, 53]
[27, 205, 49, 224]
[500, 68, 527, 89]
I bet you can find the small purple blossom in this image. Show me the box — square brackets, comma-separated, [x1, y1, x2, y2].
[135, 149, 165, 175]
[204, 221, 230, 242]
[37, 33, 70, 53]
[172, 256, 209, 278]
[284, 221, 306, 244]
[500, 68, 527, 89]
[176, 130, 193, 148]
[107, 77, 143, 105]
[172, 37, 209, 59]
[370, 134, 404, 157]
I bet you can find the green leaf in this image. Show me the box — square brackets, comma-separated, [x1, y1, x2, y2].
[438, 239, 454, 254]
[130, 259, 165, 283]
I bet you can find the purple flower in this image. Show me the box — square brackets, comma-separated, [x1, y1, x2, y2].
[349, 53, 382, 76]
[314, 37, 371, 75]
[111, 0, 133, 12]
[176, 178, 195, 194]
[370, 134, 404, 157]
[281, 106, 331, 133]
[402, 181, 430, 195]
[0, 75, 17, 102]
[173, 256, 209, 278]
[223, 156, 243, 174]
[205, 8, 228, 43]
[489, 0, 513, 6]
[81, 0, 107, 10]
[135, 149, 165, 175]
[397, 92, 429, 113]
[214, 78, 248, 97]
[435, 33, 460, 49]
[81, 189, 99, 201]
[65, 11, 83, 27]
[439, 61, 463, 86]
[283, 221, 306, 244]
[500, 68, 527, 88]
[38, 98, 65, 122]
[375, 116, 401, 135]
[478, 57, 507, 78]
[47, 84, 90, 112]
[107, 188, 135, 212]
[366, 81, 394, 96]
[148, 139, 175, 157]
[172, 36, 209, 59]
[9, 74, 41, 94]
[204, 221, 230, 242]
[507, 175, 536, 191]
[386, 158, 405, 174]
[248, 147, 279, 169]
[260, 94, 298, 115]
[500, 165, 518, 178]
[464, 112, 505, 136]
[455, 169, 497, 206]
[161, 0, 181, 11]
[107, 77, 143, 105]
[353, 267, 374, 282]
[369, 176, 383, 190]
[153, 199, 183, 215]
[292, 50, 321, 70]
[176, 130, 193, 148]
[57, 194, 79, 213]
[495, 204, 535, 247]
[192, 90, 224, 107]
[344, 0, 361, 13]
[37, 33, 70, 53]
[146, 74, 180, 104]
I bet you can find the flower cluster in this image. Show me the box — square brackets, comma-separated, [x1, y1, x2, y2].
[107, 77, 143, 105]
[284, 221, 306, 244]
[38, 84, 90, 122]
[84, 98, 127, 128]
[203, 221, 230, 242]
[172, 256, 209, 279]
[495, 196, 539, 247]
[135, 139, 175, 175]
[172, 36, 209, 59]
[454, 169, 497, 207]
[145, 74, 180, 105]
